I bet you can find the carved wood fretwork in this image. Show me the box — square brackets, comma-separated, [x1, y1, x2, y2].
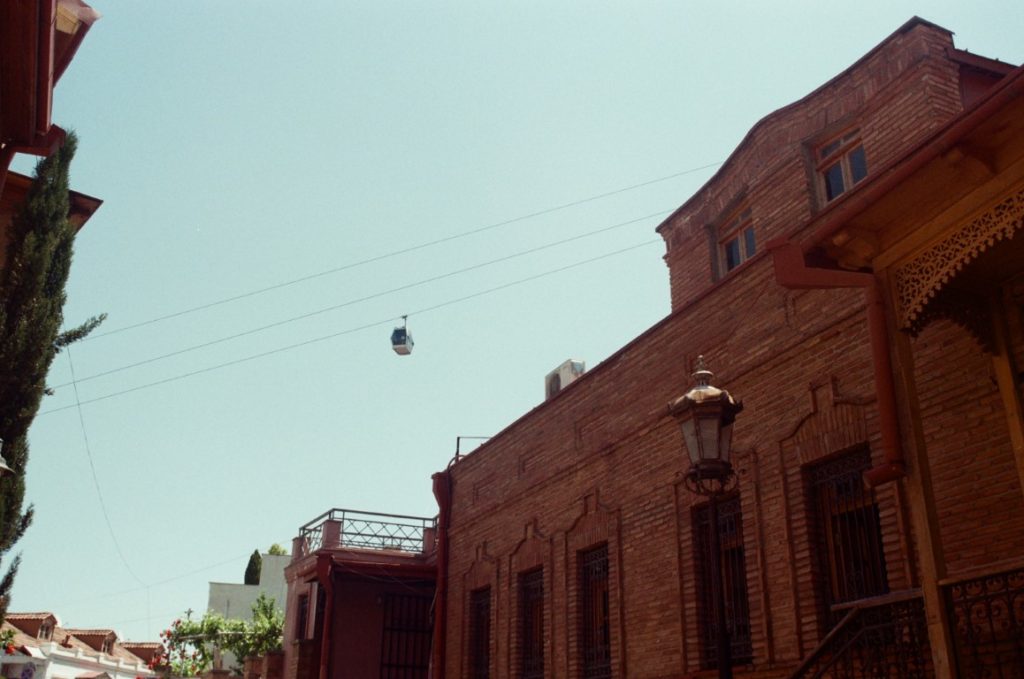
[895, 187, 1024, 346]
[903, 287, 996, 352]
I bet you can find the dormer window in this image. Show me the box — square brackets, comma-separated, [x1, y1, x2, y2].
[818, 130, 867, 201]
[39, 623, 52, 640]
[718, 206, 755, 274]
[101, 639, 112, 654]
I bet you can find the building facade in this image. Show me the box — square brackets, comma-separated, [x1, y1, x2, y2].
[433, 18, 1024, 679]
[1, 613, 157, 679]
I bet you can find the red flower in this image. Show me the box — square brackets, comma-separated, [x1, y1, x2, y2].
[5, 644, 16, 655]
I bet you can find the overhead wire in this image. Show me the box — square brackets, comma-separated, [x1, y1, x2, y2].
[55, 209, 671, 388]
[84, 162, 721, 340]
[55, 542, 293, 618]
[66, 347, 148, 588]
[41, 238, 659, 416]
[41, 165, 719, 625]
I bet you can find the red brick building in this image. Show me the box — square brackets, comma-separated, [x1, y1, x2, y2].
[282, 510, 438, 679]
[283, 17, 1024, 679]
[432, 18, 1024, 679]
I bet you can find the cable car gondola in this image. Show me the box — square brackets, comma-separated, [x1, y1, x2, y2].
[391, 315, 414, 355]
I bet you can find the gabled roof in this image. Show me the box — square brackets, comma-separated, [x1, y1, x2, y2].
[62, 629, 117, 652]
[6, 612, 58, 637]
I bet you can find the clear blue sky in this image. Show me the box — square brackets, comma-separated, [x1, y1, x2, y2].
[11, 1, 1023, 641]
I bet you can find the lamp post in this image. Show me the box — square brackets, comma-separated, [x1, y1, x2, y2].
[669, 356, 743, 679]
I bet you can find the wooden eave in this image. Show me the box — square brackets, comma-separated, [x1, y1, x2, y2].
[1, 171, 102, 231]
[0, 0, 97, 152]
[946, 47, 1017, 78]
[801, 65, 1024, 271]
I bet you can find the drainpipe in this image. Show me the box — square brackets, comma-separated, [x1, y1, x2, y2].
[430, 470, 452, 679]
[315, 553, 334, 679]
[768, 239, 905, 485]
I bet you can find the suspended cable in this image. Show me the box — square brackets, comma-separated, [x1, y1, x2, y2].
[41, 239, 659, 416]
[55, 210, 670, 388]
[84, 163, 720, 340]
[57, 544, 288, 609]
[66, 347, 148, 588]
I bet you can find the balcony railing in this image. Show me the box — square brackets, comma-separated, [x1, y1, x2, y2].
[789, 590, 933, 679]
[296, 508, 437, 555]
[945, 564, 1024, 678]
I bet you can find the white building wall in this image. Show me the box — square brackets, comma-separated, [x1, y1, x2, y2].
[0, 645, 154, 679]
[207, 553, 289, 671]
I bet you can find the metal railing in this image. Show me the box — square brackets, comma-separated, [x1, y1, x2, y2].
[946, 565, 1024, 678]
[297, 508, 437, 555]
[788, 590, 933, 679]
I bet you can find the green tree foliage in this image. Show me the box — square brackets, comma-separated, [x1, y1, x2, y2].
[156, 595, 284, 676]
[243, 549, 261, 585]
[224, 594, 285, 665]
[267, 543, 287, 556]
[0, 133, 104, 617]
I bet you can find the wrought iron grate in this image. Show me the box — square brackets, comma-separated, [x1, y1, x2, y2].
[469, 588, 491, 679]
[807, 449, 889, 607]
[946, 566, 1024, 678]
[519, 569, 545, 679]
[693, 495, 753, 668]
[298, 508, 437, 554]
[789, 592, 933, 679]
[379, 593, 432, 679]
[580, 544, 611, 679]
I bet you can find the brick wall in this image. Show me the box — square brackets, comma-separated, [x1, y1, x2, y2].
[443, 254, 906, 677]
[911, 318, 1024, 575]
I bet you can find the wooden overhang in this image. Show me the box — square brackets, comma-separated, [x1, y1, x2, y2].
[795, 64, 1024, 347]
[0, 170, 102, 231]
[809, 66, 1024, 272]
[0, 0, 100, 153]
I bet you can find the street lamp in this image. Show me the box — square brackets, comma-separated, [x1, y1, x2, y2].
[669, 356, 743, 679]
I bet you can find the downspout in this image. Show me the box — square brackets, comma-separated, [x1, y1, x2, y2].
[430, 470, 452, 679]
[315, 553, 334, 679]
[768, 240, 905, 485]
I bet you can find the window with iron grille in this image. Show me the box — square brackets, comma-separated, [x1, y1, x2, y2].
[807, 448, 889, 608]
[469, 587, 491, 679]
[579, 544, 611, 679]
[379, 593, 432, 679]
[518, 569, 544, 679]
[693, 496, 753, 669]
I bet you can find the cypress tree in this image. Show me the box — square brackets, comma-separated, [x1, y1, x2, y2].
[244, 550, 262, 585]
[0, 132, 104, 617]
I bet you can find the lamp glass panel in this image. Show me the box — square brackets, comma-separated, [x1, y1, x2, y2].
[697, 412, 720, 462]
[680, 418, 700, 465]
[720, 422, 734, 465]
